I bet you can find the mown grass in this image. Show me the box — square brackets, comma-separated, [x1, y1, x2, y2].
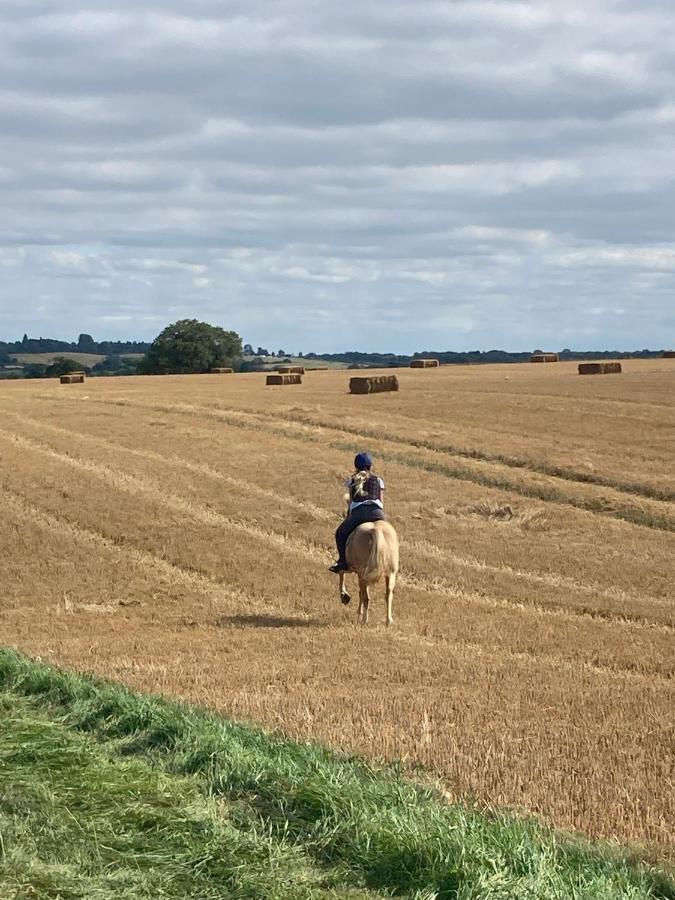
[1, 649, 672, 900]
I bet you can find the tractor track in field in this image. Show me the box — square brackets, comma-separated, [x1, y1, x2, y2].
[3, 413, 672, 628]
[4, 486, 673, 688]
[35, 393, 675, 532]
[2, 428, 674, 686]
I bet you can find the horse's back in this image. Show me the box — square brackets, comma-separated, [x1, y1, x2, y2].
[347, 519, 399, 579]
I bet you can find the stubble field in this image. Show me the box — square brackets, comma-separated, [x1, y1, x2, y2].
[0, 359, 673, 857]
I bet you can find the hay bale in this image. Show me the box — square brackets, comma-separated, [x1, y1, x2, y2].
[266, 374, 302, 385]
[349, 375, 399, 394]
[530, 353, 559, 363]
[410, 358, 439, 368]
[578, 362, 622, 375]
[60, 374, 85, 384]
[663, 350, 675, 358]
[277, 365, 305, 374]
[211, 367, 233, 373]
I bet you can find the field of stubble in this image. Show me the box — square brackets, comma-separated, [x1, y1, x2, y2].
[0, 359, 673, 856]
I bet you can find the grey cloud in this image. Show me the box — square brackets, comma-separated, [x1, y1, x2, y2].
[0, 1, 673, 352]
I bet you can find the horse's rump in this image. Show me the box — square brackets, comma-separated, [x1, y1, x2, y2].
[346, 520, 399, 584]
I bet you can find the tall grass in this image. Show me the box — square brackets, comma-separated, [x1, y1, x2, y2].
[1, 649, 672, 900]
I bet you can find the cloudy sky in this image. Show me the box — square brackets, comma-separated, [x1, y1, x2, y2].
[1, 1, 674, 352]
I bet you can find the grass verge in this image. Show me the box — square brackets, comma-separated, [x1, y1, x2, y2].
[0, 692, 379, 899]
[0, 649, 673, 899]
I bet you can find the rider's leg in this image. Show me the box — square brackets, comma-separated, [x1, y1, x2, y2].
[332, 514, 356, 570]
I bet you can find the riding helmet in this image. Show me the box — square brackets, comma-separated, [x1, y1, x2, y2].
[354, 452, 373, 470]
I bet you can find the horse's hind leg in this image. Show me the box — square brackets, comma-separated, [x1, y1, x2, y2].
[358, 581, 370, 625]
[384, 573, 396, 627]
[339, 572, 351, 606]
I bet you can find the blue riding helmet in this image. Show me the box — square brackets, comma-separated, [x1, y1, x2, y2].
[354, 452, 373, 471]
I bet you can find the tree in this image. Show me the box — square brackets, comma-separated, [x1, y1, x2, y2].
[256, 346, 269, 357]
[0, 349, 12, 368]
[23, 364, 48, 379]
[45, 357, 89, 377]
[77, 333, 96, 352]
[139, 319, 242, 375]
[243, 343, 254, 356]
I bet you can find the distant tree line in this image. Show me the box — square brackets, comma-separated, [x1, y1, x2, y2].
[0, 325, 667, 380]
[307, 348, 665, 368]
[0, 333, 151, 356]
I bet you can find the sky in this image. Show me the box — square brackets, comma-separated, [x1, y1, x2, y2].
[1, 1, 674, 353]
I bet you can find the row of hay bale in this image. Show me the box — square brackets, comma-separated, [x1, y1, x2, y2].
[276, 365, 305, 374]
[60, 372, 85, 384]
[578, 362, 622, 375]
[531, 353, 559, 363]
[410, 358, 439, 368]
[211, 367, 233, 374]
[663, 350, 675, 358]
[349, 375, 399, 394]
[267, 373, 302, 385]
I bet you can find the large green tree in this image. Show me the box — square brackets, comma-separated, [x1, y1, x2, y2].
[139, 319, 242, 375]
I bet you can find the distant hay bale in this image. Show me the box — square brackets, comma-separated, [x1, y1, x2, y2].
[211, 367, 233, 373]
[531, 353, 559, 363]
[578, 362, 622, 375]
[663, 350, 675, 358]
[60, 374, 85, 384]
[266, 374, 302, 385]
[410, 358, 439, 368]
[275, 365, 305, 374]
[349, 375, 399, 394]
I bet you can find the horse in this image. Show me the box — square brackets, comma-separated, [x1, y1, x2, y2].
[338, 520, 399, 626]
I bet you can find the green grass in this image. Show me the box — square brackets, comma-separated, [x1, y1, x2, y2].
[0, 650, 672, 899]
[0, 694, 382, 899]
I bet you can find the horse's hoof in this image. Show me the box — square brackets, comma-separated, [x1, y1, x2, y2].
[340, 592, 351, 605]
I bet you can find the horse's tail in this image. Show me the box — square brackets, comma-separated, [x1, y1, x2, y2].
[362, 522, 399, 583]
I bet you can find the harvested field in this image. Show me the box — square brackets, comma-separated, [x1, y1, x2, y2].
[350, 374, 400, 394]
[0, 359, 673, 858]
[579, 362, 623, 375]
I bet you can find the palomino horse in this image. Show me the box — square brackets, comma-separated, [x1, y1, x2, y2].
[338, 520, 399, 626]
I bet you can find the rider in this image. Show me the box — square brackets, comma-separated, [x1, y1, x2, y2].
[329, 452, 385, 573]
